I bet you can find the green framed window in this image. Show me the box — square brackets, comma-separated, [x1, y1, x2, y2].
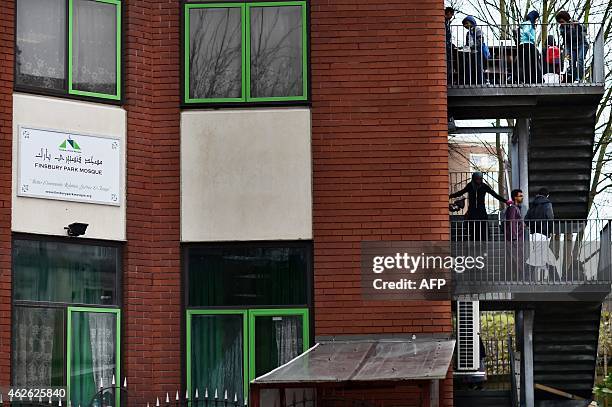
[186, 308, 309, 402]
[184, 1, 308, 104]
[12, 237, 122, 405]
[16, 0, 122, 101]
[184, 242, 312, 403]
[67, 307, 121, 407]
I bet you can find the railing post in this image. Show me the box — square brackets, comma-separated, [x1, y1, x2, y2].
[594, 25, 605, 84]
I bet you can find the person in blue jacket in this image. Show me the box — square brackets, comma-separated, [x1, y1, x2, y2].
[517, 10, 542, 84]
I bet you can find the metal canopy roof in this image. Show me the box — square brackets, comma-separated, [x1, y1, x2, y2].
[252, 339, 456, 385]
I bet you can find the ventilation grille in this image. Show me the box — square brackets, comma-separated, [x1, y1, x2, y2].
[457, 300, 480, 371]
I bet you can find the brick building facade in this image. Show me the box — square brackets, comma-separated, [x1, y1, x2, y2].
[0, 0, 452, 405]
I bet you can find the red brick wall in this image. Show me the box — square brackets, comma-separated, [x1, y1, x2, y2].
[310, 0, 451, 404]
[0, 0, 14, 388]
[124, 1, 182, 403]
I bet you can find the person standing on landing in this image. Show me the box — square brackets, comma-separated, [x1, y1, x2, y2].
[505, 189, 525, 280]
[450, 172, 512, 240]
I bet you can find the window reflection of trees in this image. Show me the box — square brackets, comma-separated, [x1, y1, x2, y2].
[190, 8, 243, 99]
[250, 6, 303, 98]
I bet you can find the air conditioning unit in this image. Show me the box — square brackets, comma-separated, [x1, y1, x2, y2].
[457, 300, 480, 371]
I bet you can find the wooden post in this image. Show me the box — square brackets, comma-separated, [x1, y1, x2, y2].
[429, 380, 440, 407]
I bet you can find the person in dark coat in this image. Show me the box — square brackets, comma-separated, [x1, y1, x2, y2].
[525, 188, 559, 280]
[450, 172, 512, 240]
[525, 187, 554, 235]
[556, 10, 589, 82]
[462, 16, 486, 84]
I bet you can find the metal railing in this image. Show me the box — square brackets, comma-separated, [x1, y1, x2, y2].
[451, 218, 612, 285]
[481, 311, 516, 378]
[508, 336, 520, 407]
[447, 22, 604, 87]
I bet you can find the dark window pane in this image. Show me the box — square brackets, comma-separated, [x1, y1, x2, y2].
[13, 306, 65, 387]
[16, 0, 66, 91]
[254, 315, 303, 377]
[72, 0, 118, 95]
[13, 239, 119, 305]
[70, 311, 117, 406]
[191, 314, 244, 401]
[188, 245, 308, 307]
[250, 6, 304, 98]
[189, 7, 242, 99]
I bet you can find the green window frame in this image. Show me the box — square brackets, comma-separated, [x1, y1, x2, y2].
[184, 1, 308, 104]
[68, 0, 122, 100]
[12, 237, 123, 404]
[186, 308, 309, 401]
[67, 307, 121, 407]
[15, 0, 122, 101]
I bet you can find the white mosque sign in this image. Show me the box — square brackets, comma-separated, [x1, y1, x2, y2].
[18, 126, 121, 206]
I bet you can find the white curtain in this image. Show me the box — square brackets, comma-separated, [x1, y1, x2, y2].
[16, 0, 65, 89]
[275, 317, 302, 366]
[73, 0, 117, 94]
[88, 313, 116, 391]
[13, 307, 59, 387]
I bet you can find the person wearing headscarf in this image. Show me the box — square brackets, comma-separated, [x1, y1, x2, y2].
[517, 10, 542, 84]
[450, 172, 512, 240]
[462, 16, 485, 84]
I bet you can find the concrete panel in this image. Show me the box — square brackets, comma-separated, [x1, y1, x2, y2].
[181, 108, 312, 241]
[12, 93, 126, 240]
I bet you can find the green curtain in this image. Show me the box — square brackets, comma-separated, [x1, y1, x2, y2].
[192, 314, 244, 401]
[71, 312, 117, 407]
[188, 246, 308, 307]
